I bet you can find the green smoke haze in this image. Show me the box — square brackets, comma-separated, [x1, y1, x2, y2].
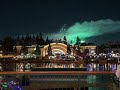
[46, 19, 120, 44]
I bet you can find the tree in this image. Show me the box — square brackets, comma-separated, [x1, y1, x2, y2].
[76, 45, 81, 55]
[0, 40, 2, 45]
[45, 37, 50, 45]
[108, 41, 112, 53]
[16, 35, 20, 45]
[70, 40, 73, 45]
[39, 33, 45, 45]
[116, 41, 119, 52]
[67, 45, 71, 54]
[24, 33, 32, 46]
[75, 36, 81, 45]
[63, 36, 67, 45]
[95, 46, 99, 54]
[58, 39, 61, 43]
[20, 35, 25, 46]
[32, 33, 36, 44]
[35, 45, 41, 55]
[2, 36, 15, 55]
[36, 34, 39, 45]
[28, 34, 32, 45]
[48, 43, 52, 56]
[13, 45, 17, 55]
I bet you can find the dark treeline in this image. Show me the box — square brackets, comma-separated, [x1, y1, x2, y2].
[0, 33, 68, 55]
[0, 33, 120, 55]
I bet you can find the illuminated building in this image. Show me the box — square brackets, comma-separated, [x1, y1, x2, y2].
[14, 43, 96, 57]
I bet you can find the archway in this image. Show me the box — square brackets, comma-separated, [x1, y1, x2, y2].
[43, 43, 67, 56]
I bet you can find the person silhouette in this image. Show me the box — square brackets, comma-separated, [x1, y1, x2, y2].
[115, 63, 120, 81]
[89, 64, 93, 71]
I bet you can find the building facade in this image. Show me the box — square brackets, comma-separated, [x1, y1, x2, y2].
[15, 43, 96, 57]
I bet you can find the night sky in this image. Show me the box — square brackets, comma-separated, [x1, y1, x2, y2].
[0, 0, 120, 44]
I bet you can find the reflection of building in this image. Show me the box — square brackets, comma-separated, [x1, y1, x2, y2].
[15, 43, 96, 57]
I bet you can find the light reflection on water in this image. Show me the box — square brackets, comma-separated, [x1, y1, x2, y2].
[0, 74, 118, 90]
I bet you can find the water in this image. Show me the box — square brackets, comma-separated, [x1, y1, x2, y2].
[0, 74, 119, 90]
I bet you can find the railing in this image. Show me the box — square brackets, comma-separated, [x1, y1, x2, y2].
[0, 71, 115, 75]
[0, 59, 119, 72]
